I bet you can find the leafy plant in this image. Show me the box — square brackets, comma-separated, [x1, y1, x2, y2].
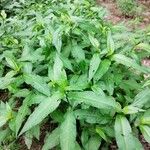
[116, 0, 139, 16]
[0, 0, 150, 149]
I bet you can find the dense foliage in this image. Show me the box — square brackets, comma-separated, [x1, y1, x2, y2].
[0, 0, 150, 149]
[116, 0, 139, 16]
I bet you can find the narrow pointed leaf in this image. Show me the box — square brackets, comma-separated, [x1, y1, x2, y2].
[42, 127, 60, 150]
[68, 91, 118, 110]
[24, 74, 50, 96]
[107, 30, 115, 56]
[115, 115, 143, 150]
[19, 92, 62, 135]
[89, 53, 101, 81]
[140, 125, 150, 143]
[88, 34, 100, 49]
[52, 28, 62, 53]
[94, 59, 111, 82]
[131, 88, 150, 108]
[15, 95, 31, 136]
[112, 54, 150, 73]
[87, 135, 101, 150]
[60, 111, 76, 150]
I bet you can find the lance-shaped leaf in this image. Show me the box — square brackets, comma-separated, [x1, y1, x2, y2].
[0, 102, 12, 128]
[19, 92, 62, 135]
[122, 105, 145, 114]
[140, 125, 150, 143]
[3, 52, 19, 71]
[131, 88, 150, 108]
[87, 135, 101, 150]
[52, 28, 62, 53]
[0, 76, 15, 90]
[140, 109, 150, 125]
[74, 109, 111, 124]
[15, 95, 31, 136]
[94, 59, 111, 82]
[68, 91, 119, 110]
[0, 129, 10, 143]
[89, 53, 101, 81]
[42, 127, 60, 150]
[88, 34, 100, 49]
[53, 53, 67, 86]
[60, 111, 76, 150]
[115, 115, 143, 150]
[24, 74, 51, 96]
[107, 30, 115, 56]
[112, 54, 150, 74]
[143, 80, 150, 87]
[135, 43, 150, 53]
[71, 41, 85, 62]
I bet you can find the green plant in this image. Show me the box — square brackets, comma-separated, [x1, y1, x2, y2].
[116, 0, 139, 16]
[0, 0, 150, 149]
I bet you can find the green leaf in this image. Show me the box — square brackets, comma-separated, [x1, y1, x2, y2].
[60, 111, 76, 150]
[143, 80, 150, 87]
[87, 135, 101, 150]
[140, 109, 150, 125]
[0, 71, 16, 89]
[22, 62, 33, 74]
[112, 54, 150, 73]
[68, 91, 119, 110]
[96, 127, 107, 141]
[5, 56, 19, 71]
[104, 73, 114, 96]
[0, 129, 10, 143]
[19, 92, 62, 135]
[81, 129, 89, 149]
[0, 76, 15, 89]
[53, 53, 67, 86]
[122, 105, 145, 114]
[88, 53, 101, 81]
[60, 54, 73, 72]
[94, 59, 111, 82]
[24, 74, 51, 96]
[74, 109, 111, 124]
[71, 41, 85, 62]
[115, 115, 143, 150]
[88, 34, 100, 49]
[15, 95, 31, 136]
[13, 89, 30, 98]
[131, 88, 150, 108]
[42, 127, 60, 150]
[1, 10, 7, 19]
[20, 45, 44, 62]
[52, 28, 62, 53]
[29, 94, 47, 105]
[24, 131, 33, 149]
[136, 43, 150, 53]
[107, 30, 115, 56]
[0, 102, 12, 128]
[140, 125, 150, 143]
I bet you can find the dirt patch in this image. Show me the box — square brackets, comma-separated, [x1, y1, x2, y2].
[140, 135, 150, 150]
[97, 0, 150, 28]
[0, 90, 9, 102]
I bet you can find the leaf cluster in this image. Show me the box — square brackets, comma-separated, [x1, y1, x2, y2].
[0, 0, 150, 149]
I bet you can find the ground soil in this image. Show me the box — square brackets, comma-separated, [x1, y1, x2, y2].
[97, 0, 150, 28]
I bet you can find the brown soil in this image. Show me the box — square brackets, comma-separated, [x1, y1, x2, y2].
[0, 90, 9, 102]
[97, 0, 150, 28]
